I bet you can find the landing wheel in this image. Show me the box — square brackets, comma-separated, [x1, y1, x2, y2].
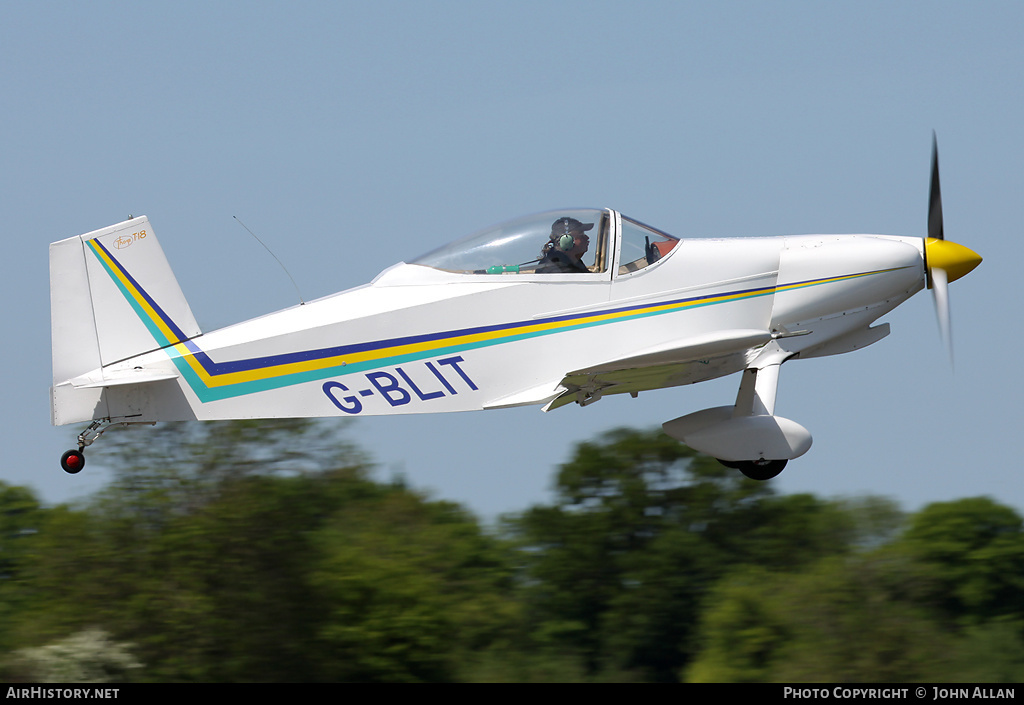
[718, 458, 787, 480]
[60, 449, 86, 474]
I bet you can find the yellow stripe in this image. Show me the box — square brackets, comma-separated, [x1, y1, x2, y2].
[88, 240, 184, 344]
[178, 287, 773, 388]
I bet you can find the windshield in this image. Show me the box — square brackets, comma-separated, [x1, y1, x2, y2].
[412, 209, 610, 275]
[617, 216, 680, 274]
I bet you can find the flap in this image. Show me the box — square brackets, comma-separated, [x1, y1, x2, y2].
[483, 382, 564, 410]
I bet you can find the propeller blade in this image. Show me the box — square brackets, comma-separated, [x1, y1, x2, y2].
[923, 134, 981, 365]
[928, 131, 944, 241]
[931, 265, 953, 365]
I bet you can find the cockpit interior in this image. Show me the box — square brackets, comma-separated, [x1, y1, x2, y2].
[412, 209, 679, 277]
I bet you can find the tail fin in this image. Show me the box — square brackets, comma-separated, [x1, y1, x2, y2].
[50, 216, 201, 424]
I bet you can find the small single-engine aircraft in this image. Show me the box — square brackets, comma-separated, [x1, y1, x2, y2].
[50, 137, 981, 480]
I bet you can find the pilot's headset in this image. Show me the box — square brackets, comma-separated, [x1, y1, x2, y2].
[551, 217, 592, 251]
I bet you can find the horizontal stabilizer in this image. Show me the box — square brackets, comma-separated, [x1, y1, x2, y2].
[70, 368, 181, 389]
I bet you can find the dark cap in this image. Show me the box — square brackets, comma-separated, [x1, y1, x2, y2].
[550, 217, 594, 239]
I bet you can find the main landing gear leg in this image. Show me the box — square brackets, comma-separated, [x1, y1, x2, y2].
[60, 419, 110, 474]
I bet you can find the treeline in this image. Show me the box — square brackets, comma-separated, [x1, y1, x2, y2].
[2, 420, 1023, 682]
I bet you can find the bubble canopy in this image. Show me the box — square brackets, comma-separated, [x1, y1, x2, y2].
[412, 209, 612, 275]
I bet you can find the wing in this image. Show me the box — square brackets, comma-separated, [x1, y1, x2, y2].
[544, 329, 772, 411]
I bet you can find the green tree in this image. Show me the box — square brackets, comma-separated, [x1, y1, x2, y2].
[900, 497, 1024, 624]
[309, 491, 518, 681]
[685, 554, 957, 682]
[11, 420, 526, 682]
[16, 421, 374, 681]
[686, 498, 1024, 683]
[0, 483, 44, 654]
[507, 428, 913, 681]
[946, 619, 1024, 682]
[731, 494, 904, 569]
[508, 427, 820, 680]
[17, 421, 1021, 683]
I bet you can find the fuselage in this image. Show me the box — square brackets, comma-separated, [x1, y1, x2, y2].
[94, 210, 927, 423]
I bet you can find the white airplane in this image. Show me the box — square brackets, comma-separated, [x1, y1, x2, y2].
[50, 138, 981, 480]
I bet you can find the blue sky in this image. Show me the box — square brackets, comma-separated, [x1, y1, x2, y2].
[3, 1, 1019, 519]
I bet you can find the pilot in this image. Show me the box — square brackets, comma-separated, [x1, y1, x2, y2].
[536, 217, 593, 273]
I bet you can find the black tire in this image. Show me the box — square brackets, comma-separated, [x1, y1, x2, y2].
[734, 459, 787, 481]
[60, 449, 86, 474]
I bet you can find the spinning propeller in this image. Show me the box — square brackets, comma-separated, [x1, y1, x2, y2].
[923, 133, 982, 362]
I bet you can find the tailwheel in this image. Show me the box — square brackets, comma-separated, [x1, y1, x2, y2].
[59, 418, 113, 474]
[718, 458, 788, 480]
[61, 449, 86, 474]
